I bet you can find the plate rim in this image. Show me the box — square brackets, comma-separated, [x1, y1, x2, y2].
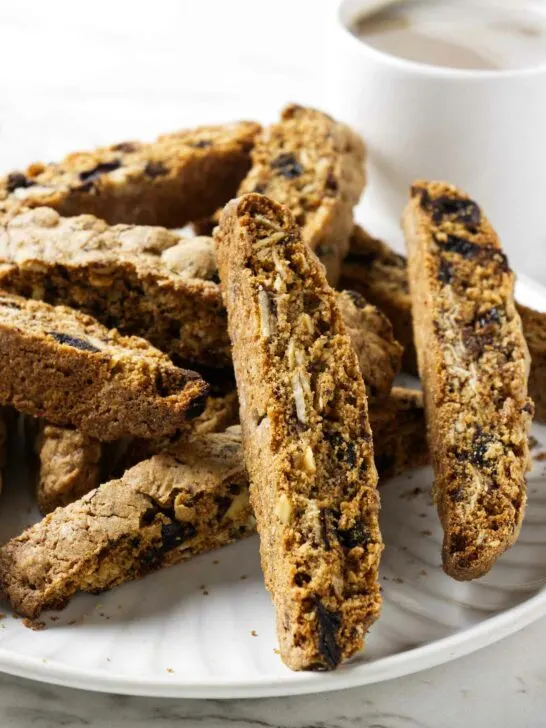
[0, 273, 544, 699]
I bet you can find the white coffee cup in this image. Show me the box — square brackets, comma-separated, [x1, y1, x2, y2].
[326, 0, 546, 277]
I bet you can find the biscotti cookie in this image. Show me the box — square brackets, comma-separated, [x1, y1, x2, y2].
[32, 390, 240, 515]
[33, 424, 103, 514]
[216, 193, 382, 671]
[0, 292, 207, 441]
[340, 225, 416, 373]
[0, 207, 230, 368]
[0, 431, 254, 618]
[336, 290, 402, 399]
[0, 122, 260, 227]
[340, 226, 546, 420]
[369, 387, 428, 477]
[404, 181, 532, 580]
[517, 305, 546, 424]
[238, 105, 366, 283]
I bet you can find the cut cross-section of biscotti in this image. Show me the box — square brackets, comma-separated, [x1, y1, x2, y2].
[0, 292, 208, 441]
[403, 181, 533, 580]
[336, 290, 402, 399]
[31, 390, 240, 515]
[0, 431, 254, 619]
[369, 388, 428, 478]
[0, 207, 230, 368]
[0, 122, 260, 227]
[340, 225, 546, 421]
[238, 105, 366, 283]
[216, 193, 382, 671]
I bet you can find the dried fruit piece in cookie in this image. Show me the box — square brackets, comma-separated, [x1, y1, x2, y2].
[370, 388, 429, 478]
[0, 293, 208, 441]
[238, 105, 366, 283]
[216, 193, 382, 671]
[0, 431, 254, 618]
[403, 181, 532, 580]
[340, 226, 546, 422]
[0, 122, 260, 227]
[336, 290, 402, 399]
[0, 207, 229, 368]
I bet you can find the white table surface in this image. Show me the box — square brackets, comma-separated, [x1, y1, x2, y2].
[0, 1, 544, 725]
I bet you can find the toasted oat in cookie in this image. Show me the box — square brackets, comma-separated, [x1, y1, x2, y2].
[0, 122, 260, 227]
[404, 181, 532, 580]
[370, 388, 428, 478]
[216, 193, 382, 671]
[0, 431, 254, 618]
[0, 207, 229, 368]
[0, 292, 207, 441]
[341, 226, 546, 420]
[238, 105, 366, 283]
[336, 290, 402, 399]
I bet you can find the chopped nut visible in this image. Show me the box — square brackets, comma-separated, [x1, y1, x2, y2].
[292, 371, 307, 424]
[254, 214, 283, 232]
[258, 289, 276, 338]
[302, 445, 316, 474]
[275, 493, 292, 525]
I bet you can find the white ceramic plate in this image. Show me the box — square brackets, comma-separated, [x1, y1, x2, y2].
[0, 276, 545, 699]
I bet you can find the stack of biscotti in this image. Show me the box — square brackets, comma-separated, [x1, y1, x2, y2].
[2, 106, 533, 675]
[340, 224, 546, 421]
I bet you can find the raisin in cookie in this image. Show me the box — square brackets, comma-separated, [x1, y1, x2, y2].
[0, 292, 207, 441]
[216, 193, 382, 671]
[0, 122, 260, 227]
[0, 431, 254, 618]
[404, 181, 532, 580]
[238, 105, 366, 283]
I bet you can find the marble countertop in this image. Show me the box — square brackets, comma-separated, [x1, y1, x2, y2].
[0, 1, 544, 725]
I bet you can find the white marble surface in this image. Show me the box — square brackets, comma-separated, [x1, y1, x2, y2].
[0, 0, 545, 725]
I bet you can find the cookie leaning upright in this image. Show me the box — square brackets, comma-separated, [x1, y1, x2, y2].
[0, 292, 208, 441]
[215, 193, 382, 671]
[403, 181, 533, 580]
[238, 105, 366, 283]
